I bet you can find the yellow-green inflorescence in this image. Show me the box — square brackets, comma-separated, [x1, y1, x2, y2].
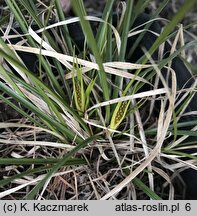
[110, 100, 130, 131]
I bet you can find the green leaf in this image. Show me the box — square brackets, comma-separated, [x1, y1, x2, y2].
[0, 158, 86, 165]
[133, 177, 162, 200]
[71, 0, 110, 123]
[85, 75, 97, 110]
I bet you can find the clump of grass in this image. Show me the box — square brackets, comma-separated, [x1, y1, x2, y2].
[0, 0, 196, 200]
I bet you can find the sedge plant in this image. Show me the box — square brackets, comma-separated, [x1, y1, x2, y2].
[0, 0, 196, 200]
